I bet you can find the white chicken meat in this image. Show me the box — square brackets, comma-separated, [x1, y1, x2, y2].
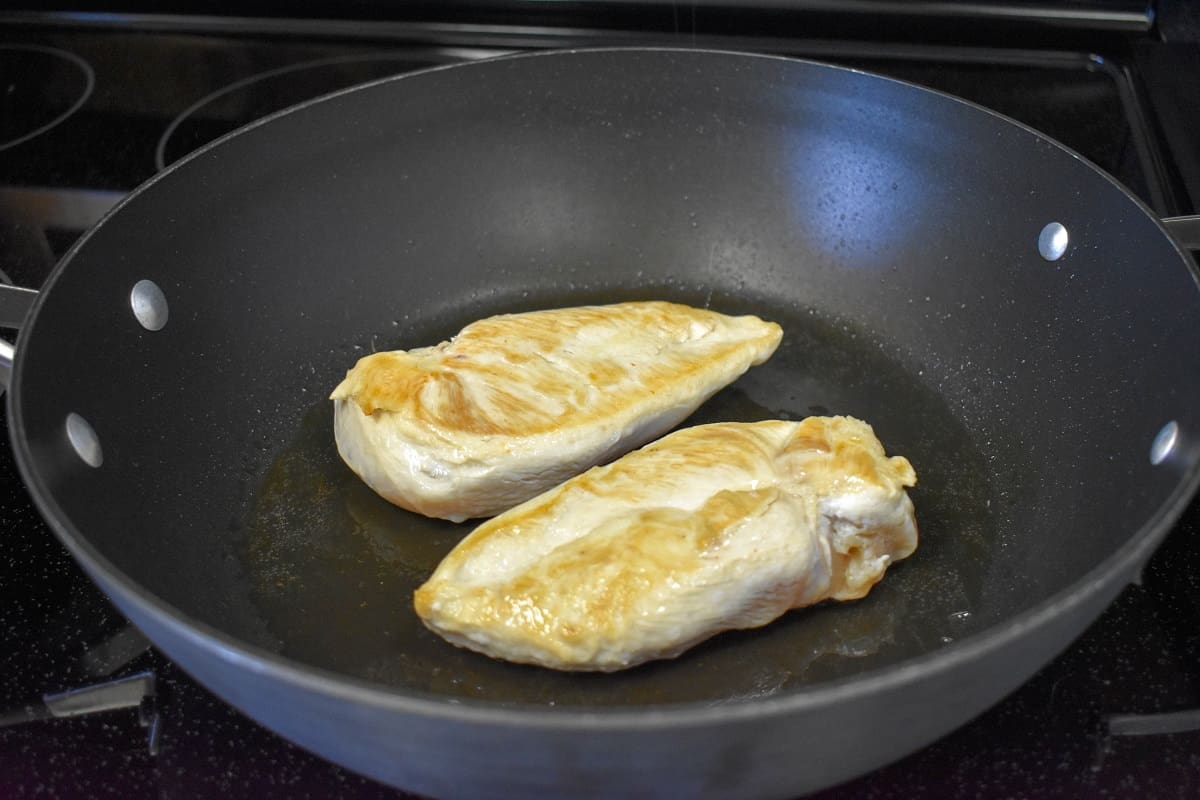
[414, 415, 919, 671]
[330, 301, 782, 521]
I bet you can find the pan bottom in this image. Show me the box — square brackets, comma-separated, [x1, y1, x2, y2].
[239, 289, 997, 708]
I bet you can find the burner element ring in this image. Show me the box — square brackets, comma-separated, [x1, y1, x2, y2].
[0, 44, 95, 153]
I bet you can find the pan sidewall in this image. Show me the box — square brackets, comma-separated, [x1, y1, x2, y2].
[94, 555, 1126, 798]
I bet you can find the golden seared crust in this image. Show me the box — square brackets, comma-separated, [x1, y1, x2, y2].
[414, 416, 918, 671]
[330, 301, 782, 436]
[780, 415, 917, 496]
[329, 301, 783, 520]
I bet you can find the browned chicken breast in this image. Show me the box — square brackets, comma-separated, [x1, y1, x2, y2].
[414, 416, 918, 671]
[330, 301, 782, 521]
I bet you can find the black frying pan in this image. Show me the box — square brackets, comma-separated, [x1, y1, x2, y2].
[3, 49, 1200, 798]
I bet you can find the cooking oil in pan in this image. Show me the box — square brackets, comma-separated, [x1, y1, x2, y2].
[241, 296, 996, 707]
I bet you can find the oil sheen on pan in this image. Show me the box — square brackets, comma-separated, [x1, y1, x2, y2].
[242, 290, 994, 706]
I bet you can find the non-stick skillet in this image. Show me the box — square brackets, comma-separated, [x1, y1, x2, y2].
[2, 49, 1199, 798]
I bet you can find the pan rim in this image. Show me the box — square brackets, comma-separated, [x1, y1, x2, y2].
[10, 45, 1200, 732]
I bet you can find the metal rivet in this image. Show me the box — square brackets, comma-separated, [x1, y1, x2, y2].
[1150, 421, 1179, 466]
[130, 279, 168, 331]
[1038, 222, 1069, 261]
[66, 412, 103, 468]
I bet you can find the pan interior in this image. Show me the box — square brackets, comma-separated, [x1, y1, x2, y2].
[15, 49, 1199, 714]
[239, 284, 996, 707]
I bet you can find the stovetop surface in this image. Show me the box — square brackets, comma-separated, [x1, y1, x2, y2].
[1, 16, 1199, 799]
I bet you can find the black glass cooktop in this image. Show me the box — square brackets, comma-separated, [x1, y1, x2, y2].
[1, 18, 1198, 800]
